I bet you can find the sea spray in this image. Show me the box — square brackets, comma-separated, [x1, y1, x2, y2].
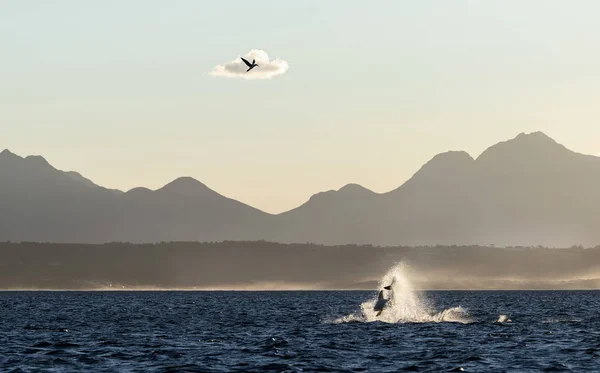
[335, 263, 471, 324]
[495, 315, 512, 323]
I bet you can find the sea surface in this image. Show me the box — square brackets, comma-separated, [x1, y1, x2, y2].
[1, 286, 599, 372]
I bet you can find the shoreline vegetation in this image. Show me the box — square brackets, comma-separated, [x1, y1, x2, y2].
[1, 241, 599, 291]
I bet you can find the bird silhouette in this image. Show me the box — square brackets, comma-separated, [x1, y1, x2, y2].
[241, 57, 259, 72]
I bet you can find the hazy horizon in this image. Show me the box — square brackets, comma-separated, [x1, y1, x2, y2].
[3, 1, 600, 213]
[2, 241, 599, 291]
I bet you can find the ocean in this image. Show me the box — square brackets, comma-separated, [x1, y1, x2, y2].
[1, 266, 598, 372]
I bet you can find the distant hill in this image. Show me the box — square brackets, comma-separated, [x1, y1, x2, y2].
[1, 132, 599, 246]
[270, 132, 600, 247]
[0, 150, 271, 243]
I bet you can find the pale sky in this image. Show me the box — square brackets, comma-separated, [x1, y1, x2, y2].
[2, 1, 599, 213]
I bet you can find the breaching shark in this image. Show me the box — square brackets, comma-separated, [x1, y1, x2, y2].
[373, 279, 395, 316]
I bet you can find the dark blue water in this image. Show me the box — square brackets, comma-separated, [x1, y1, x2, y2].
[0, 291, 598, 372]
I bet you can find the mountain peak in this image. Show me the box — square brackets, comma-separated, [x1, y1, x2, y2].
[302, 184, 375, 207]
[407, 150, 474, 180]
[0, 149, 21, 161]
[515, 131, 553, 140]
[164, 176, 206, 188]
[337, 183, 374, 195]
[477, 131, 568, 165]
[512, 131, 560, 147]
[427, 150, 474, 165]
[158, 177, 214, 197]
[126, 186, 153, 194]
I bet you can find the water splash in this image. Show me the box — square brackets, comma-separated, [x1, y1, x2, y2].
[335, 263, 471, 324]
[495, 314, 512, 323]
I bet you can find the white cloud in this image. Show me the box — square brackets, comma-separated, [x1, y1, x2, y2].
[209, 49, 289, 80]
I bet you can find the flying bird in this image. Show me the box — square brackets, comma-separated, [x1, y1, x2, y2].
[241, 57, 259, 72]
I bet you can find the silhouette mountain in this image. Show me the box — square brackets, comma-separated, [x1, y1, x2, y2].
[1, 132, 599, 246]
[0, 150, 121, 242]
[269, 132, 600, 246]
[272, 183, 380, 244]
[114, 176, 270, 243]
[0, 150, 270, 243]
[471, 132, 600, 246]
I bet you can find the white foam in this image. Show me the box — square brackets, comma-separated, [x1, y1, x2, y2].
[496, 314, 511, 323]
[334, 263, 471, 324]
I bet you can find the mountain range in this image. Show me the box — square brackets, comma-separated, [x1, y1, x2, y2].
[1, 132, 599, 246]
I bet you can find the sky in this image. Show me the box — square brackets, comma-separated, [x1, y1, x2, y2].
[2, 0, 600, 214]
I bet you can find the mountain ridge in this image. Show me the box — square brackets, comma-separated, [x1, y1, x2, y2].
[2, 131, 599, 246]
